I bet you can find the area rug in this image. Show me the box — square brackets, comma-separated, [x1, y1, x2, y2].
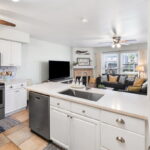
[44, 143, 64, 150]
[0, 117, 20, 133]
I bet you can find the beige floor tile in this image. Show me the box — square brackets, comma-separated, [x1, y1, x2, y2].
[11, 110, 29, 123]
[7, 126, 33, 146]
[0, 134, 10, 147]
[4, 123, 25, 136]
[19, 135, 48, 150]
[0, 142, 20, 150]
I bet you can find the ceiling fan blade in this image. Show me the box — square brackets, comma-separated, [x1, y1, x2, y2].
[0, 20, 16, 27]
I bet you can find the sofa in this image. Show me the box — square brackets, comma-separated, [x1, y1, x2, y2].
[96, 74, 147, 95]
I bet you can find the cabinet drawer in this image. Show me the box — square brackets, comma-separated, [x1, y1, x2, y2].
[50, 97, 70, 111]
[5, 82, 27, 90]
[71, 103, 100, 120]
[101, 123, 145, 150]
[101, 110, 145, 135]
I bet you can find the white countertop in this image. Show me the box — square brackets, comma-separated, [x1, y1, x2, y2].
[27, 82, 150, 121]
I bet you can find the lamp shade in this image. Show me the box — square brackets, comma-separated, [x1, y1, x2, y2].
[136, 65, 144, 72]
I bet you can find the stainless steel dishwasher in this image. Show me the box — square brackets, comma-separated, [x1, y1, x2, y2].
[29, 92, 50, 140]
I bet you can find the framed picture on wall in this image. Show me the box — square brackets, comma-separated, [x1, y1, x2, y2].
[77, 58, 90, 66]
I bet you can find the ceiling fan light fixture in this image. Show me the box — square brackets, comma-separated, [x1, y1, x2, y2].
[117, 43, 121, 48]
[112, 44, 115, 48]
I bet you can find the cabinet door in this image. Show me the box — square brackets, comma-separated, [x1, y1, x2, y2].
[70, 115, 99, 150]
[11, 42, 22, 66]
[50, 108, 70, 149]
[5, 90, 15, 114]
[14, 88, 27, 110]
[0, 40, 11, 66]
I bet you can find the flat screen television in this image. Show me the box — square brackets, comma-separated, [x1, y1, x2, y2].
[49, 60, 70, 80]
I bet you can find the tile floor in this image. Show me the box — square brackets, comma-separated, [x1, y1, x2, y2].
[0, 110, 61, 150]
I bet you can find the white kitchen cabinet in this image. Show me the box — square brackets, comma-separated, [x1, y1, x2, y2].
[50, 105, 99, 150]
[0, 39, 22, 66]
[5, 83, 27, 115]
[11, 42, 22, 66]
[0, 40, 11, 66]
[14, 88, 27, 110]
[50, 108, 70, 149]
[5, 90, 16, 114]
[101, 123, 145, 150]
[70, 114, 99, 150]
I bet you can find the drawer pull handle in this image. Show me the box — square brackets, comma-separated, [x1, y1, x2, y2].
[57, 103, 60, 106]
[82, 110, 86, 113]
[116, 137, 125, 143]
[116, 119, 125, 124]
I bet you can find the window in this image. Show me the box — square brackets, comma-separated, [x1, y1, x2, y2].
[120, 52, 138, 73]
[101, 51, 139, 74]
[102, 53, 119, 74]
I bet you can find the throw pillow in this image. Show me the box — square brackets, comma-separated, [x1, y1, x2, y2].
[119, 76, 127, 84]
[109, 75, 118, 83]
[127, 86, 141, 92]
[133, 78, 145, 87]
[101, 75, 108, 82]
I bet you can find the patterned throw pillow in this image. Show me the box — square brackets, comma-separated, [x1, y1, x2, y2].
[109, 75, 118, 83]
[101, 75, 108, 82]
[133, 78, 145, 87]
[119, 76, 127, 84]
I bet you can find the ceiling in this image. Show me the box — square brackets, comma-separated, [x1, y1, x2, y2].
[0, 0, 148, 47]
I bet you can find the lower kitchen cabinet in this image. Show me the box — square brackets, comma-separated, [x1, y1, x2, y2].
[70, 114, 99, 150]
[50, 108, 70, 149]
[50, 106, 100, 150]
[5, 83, 27, 114]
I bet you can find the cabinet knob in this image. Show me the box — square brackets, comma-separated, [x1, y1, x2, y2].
[10, 86, 13, 88]
[82, 110, 86, 113]
[116, 137, 125, 143]
[67, 115, 70, 118]
[116, 118, 125, 124]
[70, 116, 73, 119]
[57, 103, 60, 106]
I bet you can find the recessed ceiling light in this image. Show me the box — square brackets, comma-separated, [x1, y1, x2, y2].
[11, 0, 20, 2]
[81, 18, 88, 23]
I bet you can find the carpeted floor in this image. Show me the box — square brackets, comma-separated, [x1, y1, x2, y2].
[0, 117, 20, 133]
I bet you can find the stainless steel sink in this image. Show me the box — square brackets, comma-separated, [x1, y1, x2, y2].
[59, 89, 104, 101]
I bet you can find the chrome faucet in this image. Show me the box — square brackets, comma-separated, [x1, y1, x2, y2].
[83, 72, 90, 90]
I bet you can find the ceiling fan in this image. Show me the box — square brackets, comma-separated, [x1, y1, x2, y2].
[0, 19, 16, 27]
[99, 26, 136, 48]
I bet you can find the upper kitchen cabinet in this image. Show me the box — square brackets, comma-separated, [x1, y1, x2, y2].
[0, 39, 22, 66]
[11, 42, 22, 66]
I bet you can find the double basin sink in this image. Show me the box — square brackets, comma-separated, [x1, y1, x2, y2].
[59, 89, 104, 102]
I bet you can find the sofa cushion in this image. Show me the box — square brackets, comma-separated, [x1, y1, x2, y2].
[109, 75, 118, 83]
[119, 75, 127, 84]
[101, 75, 108, 82]
[133, 78, 145, 87]
[127, 86, 141, 92]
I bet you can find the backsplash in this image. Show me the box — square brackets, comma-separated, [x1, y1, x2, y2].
[0, 67, 17, 80]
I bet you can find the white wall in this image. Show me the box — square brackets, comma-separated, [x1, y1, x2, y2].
[16, 38, 71, 84]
